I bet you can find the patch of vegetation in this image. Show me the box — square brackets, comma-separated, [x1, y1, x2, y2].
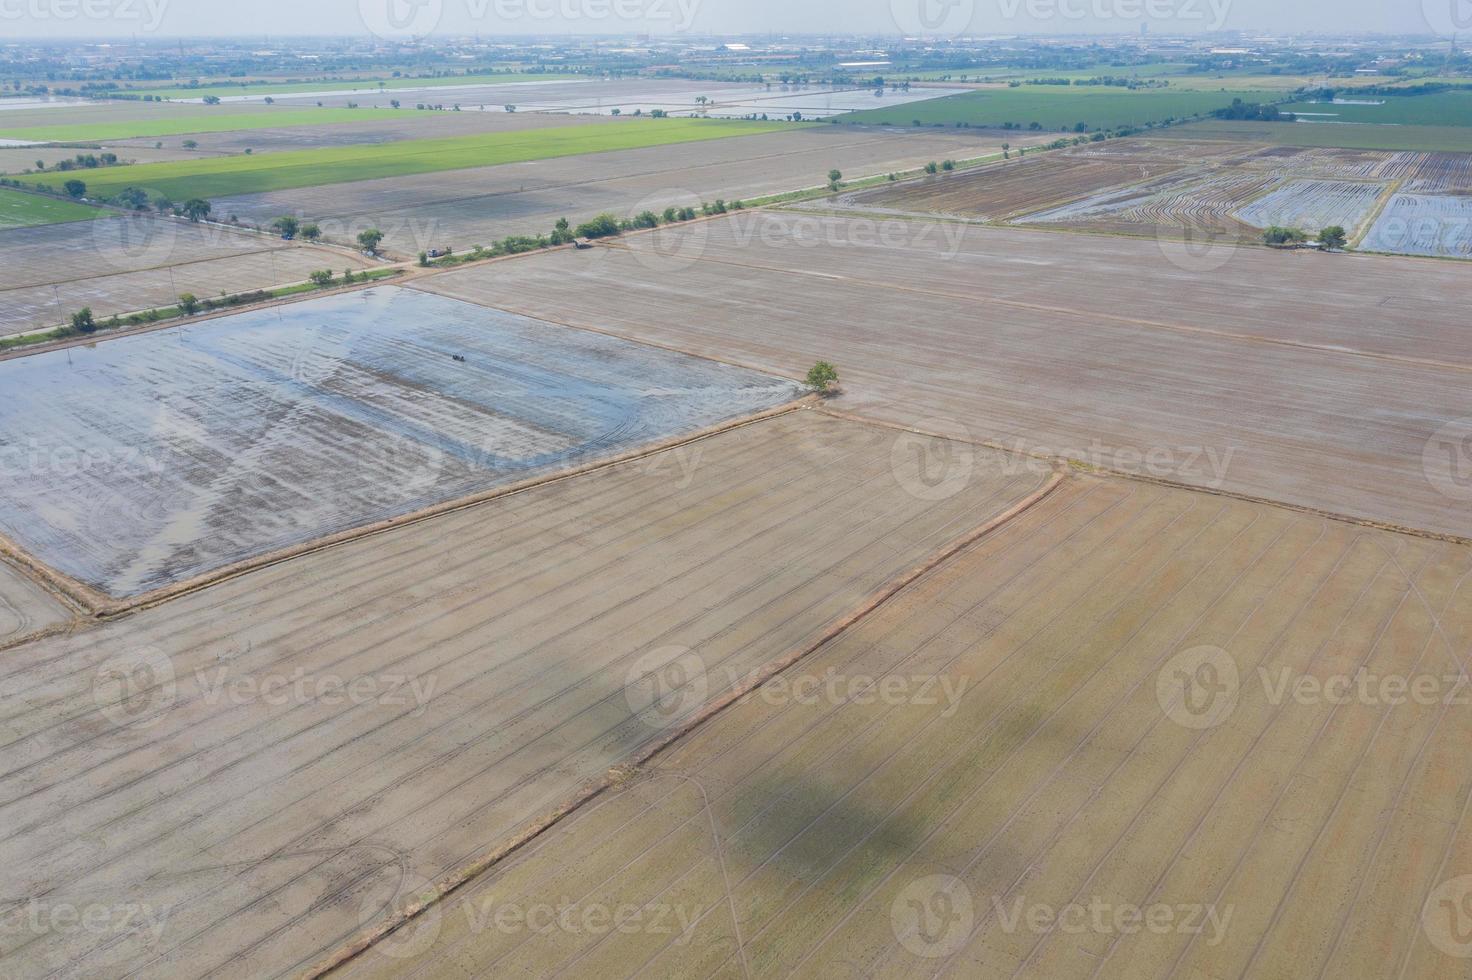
[66, 119, 797, 202]
[0, 185, 100, 229]
[1281, 90, 1472, 127]
[124, 71, 578, 101]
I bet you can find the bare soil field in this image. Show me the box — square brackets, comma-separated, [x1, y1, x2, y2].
[0, 145, 226, 174]
[0, 215, 369, 337]
[830, 139, 1470, 248]
[417, 213, 1472, 538]
[206, 127, 1020, 254]
[0, 286, 798, 597]
[0, 560, 70, 646]
[831, 152, 1182, 221]
[0, 410, 1050, 978]
[338, 472, 1472, 980]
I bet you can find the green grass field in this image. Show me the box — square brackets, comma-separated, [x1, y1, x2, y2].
[839, 86, 1275, 131]
[0, 186, 100, 229]
[1160, 118, 1472, 152]
[127, 72, 579, 101]
[0, 107, 407, 143]
[64, 118, 796, 201]
[1284, 90, 1472, 126]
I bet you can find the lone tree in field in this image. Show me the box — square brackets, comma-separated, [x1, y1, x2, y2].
[63, 179, 86, 198]
[357, 228, 384, 254]
[70, 308, 96, 333]
[272, 216, 300, 240]
[1318, 225, 1347, 251]
[299, 223, 321, 242]
[805, 361, 839, 394]
[181, 198, 211, 222]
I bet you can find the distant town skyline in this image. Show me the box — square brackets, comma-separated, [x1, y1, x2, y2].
[0, 0, 1453, 40]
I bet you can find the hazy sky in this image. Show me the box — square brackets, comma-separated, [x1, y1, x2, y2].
[0, 0, 1446, 40]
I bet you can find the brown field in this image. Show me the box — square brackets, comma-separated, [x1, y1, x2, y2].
[0, 560, 71, 646]
[415, 212, 1472, 538]
[337, 472, 1472, 980]
[0, 216, 371, 336]
[0, 411, 1049, 977]
[826, 140, 1472, 242]
[206, 127, 1028, 254]
[832, 152, 1181, 221]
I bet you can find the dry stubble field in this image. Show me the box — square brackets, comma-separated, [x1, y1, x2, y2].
[415, 212, 1472, 539]
[0, 410, 1050, 978]
[339, 472, 1472, 980]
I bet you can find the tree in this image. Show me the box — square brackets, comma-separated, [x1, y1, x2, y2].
[575, 213, 621, 239]
[71, 307, 96, 333]
[34, 159, 44, 170]
[942, 159, 956, 171]
[113, 187, 148, 210]
[805, 361, 839, 393]
[356, 228, 384, 254]
[63, 179, 86, 199]
[202, 95, 221, 105]
[182, 139, 198, 149]
[272, 215, 300, 240]
[924, 161, 939, 175]
[181, 198, 211, 222]
[309, 269, 334, 287]
[299, 223, 321, 242]
[1262, 226, 1307, 246]
[1319, 225, 1347, 251]
[177, 293, 199, 315]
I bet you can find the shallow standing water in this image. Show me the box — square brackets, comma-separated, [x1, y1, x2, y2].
[0, 285, 799, 596]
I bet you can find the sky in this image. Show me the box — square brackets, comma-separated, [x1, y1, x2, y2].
[0, 0, 1448, 39]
